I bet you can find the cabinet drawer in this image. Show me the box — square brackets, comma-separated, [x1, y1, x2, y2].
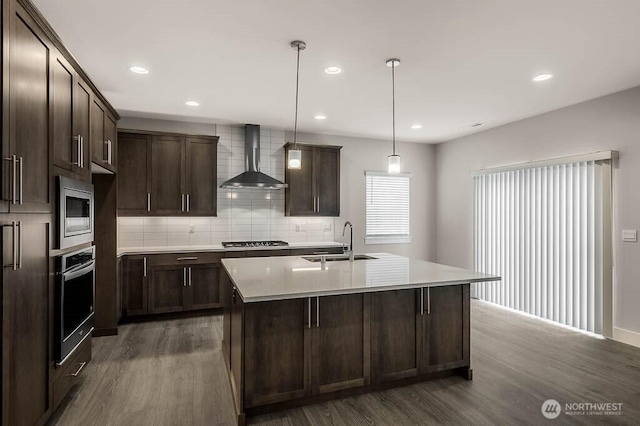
[148, 252, 223, 266]
[245, 249, 291, 257]
[290, 247, 343, 256]
[53, 337, 91, 409]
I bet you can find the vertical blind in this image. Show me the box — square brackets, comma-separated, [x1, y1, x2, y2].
[473, 160, 607, 334]
[365, 171, 411, 244]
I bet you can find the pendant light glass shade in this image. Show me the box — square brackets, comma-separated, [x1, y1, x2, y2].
[388, 154, 401, 174]
[288, 149, 302, 169]
[288, 40, 306, 169]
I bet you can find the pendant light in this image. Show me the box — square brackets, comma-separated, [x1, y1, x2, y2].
[287, 40, 306, 169]
[386, 58, 401, 173]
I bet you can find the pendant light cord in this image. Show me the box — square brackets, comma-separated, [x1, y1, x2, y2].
[294, 44, 301, 149]
[392, 62, 396, 156]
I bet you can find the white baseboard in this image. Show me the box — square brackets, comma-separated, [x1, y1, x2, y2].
[612, 327, 640, 349]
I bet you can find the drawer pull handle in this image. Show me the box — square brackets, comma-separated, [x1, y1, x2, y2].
[313, 251, 329, 255]
[177, 257, 197, 261]
[70, 362, 87, 377]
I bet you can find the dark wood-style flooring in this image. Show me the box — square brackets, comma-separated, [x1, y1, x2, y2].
[47, 300, 640, 425]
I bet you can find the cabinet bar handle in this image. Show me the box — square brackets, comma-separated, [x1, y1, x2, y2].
[17, 221, 22, 269]
[188, 267, 192, 286]
[427, 287, 431, 315]
[147, 193, 151, 212]
[181, 194, 185, 212]
[4, 156, 17, 204]
[11, 221, 17, 270]
[420, 288, 424, 315]
[143, 257, 147, 277]
[308, 298, 311, 329]
[317, 196, 320, 213]
[186, 194, 190, 212]
[70, 362, 87, 377]
[107, 140, 113, 165]
[316, 296, 320, 328]
[183, 267, 187, 287]
[73, 136, 82, 166]
[177, 257, 197, 261]
[18, 157, 23, 205]
[81, 136, 84, 168]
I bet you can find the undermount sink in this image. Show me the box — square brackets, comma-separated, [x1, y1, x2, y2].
[302, 254, 377, 262]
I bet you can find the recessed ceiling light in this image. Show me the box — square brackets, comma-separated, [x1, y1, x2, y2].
[533, 73, 553, 82]
[314, 115, 327, 120]
[324, 66, 342, 75]
[411, 124, 422, 129]
[129, 66, 149, 75]
[185, 100, 200, 107]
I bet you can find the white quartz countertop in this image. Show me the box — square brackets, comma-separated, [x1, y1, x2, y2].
[117, 242, 343, 257]
[222, 253, 500, 303]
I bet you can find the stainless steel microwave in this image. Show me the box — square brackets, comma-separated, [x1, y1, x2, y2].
[57, 176, 94, 249]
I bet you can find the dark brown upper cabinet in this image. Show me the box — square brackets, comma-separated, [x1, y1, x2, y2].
[151, 134, 185, 215]
[91, 99, 117, 173]
[118, 130, 218, 216]
[118, 132, 151, 215]
[185, 136, 218, 215]
[284, 143, 341, 217]
[3, 6, 53, 214]
[52, 53, 91, 182]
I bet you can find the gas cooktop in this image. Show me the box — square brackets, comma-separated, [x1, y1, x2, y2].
[221, 240, 289, 248]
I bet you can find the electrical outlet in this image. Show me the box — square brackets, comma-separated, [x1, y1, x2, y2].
[189, 225, 195, 234]
[323, 222, 332, 231]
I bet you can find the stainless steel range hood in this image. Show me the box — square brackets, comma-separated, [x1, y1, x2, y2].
[220, 124, 288, 189]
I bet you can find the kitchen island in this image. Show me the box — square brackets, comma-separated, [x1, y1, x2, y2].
[221, 253, 499, 425]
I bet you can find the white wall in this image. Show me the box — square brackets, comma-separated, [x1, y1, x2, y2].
[292, 131, 436, 261]
[116, 117, 437, 262]
[435, 85, 640, 338]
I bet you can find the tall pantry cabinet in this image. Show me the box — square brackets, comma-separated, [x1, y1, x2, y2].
[1, 0, 119, 425]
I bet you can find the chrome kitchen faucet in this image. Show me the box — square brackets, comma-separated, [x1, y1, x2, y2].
[342, 221, 355, 262]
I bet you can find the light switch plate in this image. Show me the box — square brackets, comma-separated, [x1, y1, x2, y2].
[622, 229, 637, 242]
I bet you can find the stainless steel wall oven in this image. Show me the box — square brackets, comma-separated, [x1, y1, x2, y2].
[55, 245, 95, 364]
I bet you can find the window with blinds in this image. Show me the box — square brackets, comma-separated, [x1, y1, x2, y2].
[365, 171, 411, 244]
[473, 157, 613, 334]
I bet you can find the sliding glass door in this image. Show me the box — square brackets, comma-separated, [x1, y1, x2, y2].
[473, 156, 613, 334]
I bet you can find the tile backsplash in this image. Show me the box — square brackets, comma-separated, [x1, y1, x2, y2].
[117, 125, 337, 248]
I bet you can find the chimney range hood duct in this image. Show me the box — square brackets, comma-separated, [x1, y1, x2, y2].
[220, 124, 288, 189]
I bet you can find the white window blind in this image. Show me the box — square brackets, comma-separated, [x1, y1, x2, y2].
[473, 159, 612, 334]
[365, 171, 411, 244]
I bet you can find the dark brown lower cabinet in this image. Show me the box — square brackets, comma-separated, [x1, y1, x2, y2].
[422, 285, 470, 373]
[244, 299, 311, 408]
[1, 218, 51, 426]
[189, 264, 221, 310]
[53, 334, 91, 410]
[146, 261, 222, 315]
[148, 265, 188, 314]
[122, 255, 148, 316]
[370, 289, 422, 382]
[224, 279, 471, 423]
[243, 293, 370, 408]
[312, 294, 370, 394]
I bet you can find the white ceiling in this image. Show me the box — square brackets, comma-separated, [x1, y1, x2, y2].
[33, 0, 640, 143]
